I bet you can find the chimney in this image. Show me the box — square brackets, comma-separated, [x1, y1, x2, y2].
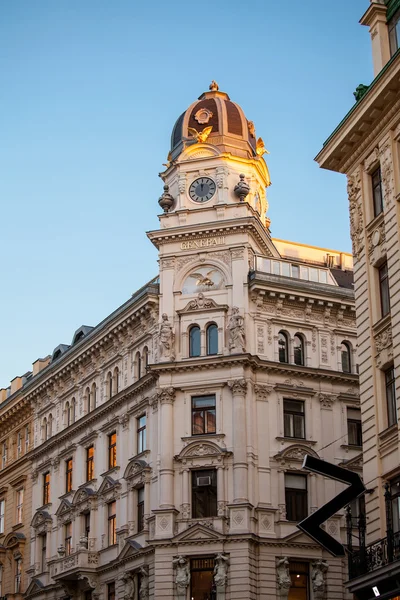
[32, 356, 51, 376]
[10, 376, 23, 395]
[0, 389, 7, 403]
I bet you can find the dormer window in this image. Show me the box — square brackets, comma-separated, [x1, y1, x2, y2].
[389, 8, 400, 56]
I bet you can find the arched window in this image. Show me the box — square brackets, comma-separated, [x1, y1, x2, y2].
[85, 387, 91, 414]
[135, 352, 141, 381]
[341, 341, 352, 373]
[278, 331, 289, 363]
[43, 417, 47, 441]
[66, 402, 70, 426]
[71, 398, 76, 424]
[143, 347, 149, 371]
[189, 326, 201, 357]
[206, 324, 218, 356]
[91, 383, 97, 410]
[113, 367, 119, 395]
[293, 334, 305, 366]
[106, 372, 112, 400]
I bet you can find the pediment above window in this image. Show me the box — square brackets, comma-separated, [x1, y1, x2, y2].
[4, 531, 25, 549]
[177, 293, 228, 314]
[31, 510, 52, 530]
[123, 459, 149, 480]
[176, 441, 229, 462]
[55, 498, 73, 519]
[72, 486, 97, 507]
[97, 475, 121, 500]
[274, 444, 319, 465]
[117, 539, 142, 561]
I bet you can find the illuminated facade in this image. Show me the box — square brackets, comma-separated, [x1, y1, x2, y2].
[2, 83, 360, 600]
[316, 1, 400, 598]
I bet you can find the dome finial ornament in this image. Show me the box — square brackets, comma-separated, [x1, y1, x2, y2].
[234, 174, 250, 202]
[158, 184, 174, 213]
[209, 80, 219, 91]
[256, 137, 269, 157]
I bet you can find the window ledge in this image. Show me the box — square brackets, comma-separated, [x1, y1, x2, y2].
[276, 437, 317, 445]
[366, 211, 385, 233]
[341, 444, 362, 450]
[100, 466, 120, 478]
[379, 423, 398, 442]
[129, 450, 150, 462]
[181, 433, 225, 442]
[38, 503, 52, 511]
[78, 479, 97, 489]
[372, 313, 391, 334]
[58, 490, 75, 501]
[12, 523, 24, 532]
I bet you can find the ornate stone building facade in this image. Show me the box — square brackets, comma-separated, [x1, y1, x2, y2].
[0, 360, 48, 600]
[3, 84, 360, 600]
[316, 1, 400, 598]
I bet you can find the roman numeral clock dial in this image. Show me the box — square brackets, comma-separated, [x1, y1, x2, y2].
[189, 177, 216, 203]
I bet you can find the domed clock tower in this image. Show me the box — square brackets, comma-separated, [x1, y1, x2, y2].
[147, 81, 278, 361]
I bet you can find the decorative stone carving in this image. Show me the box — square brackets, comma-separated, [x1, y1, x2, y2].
[311, 560, 328, 599]
[227, 307, 246, 353]
[194, 107, 213, 124]
[364, 147, 379, 173]
[157, 387, 175, 405]
[380, 139, 395, 205]
[78, 574, 101, 598]
[184, 443, 219, 457]
[234, 174, 250, 202]
[139, 565, 149, 600]
[347, 170, 364, 260]
[119, 572, 136, 600]
[254, 384, 273, 401]
[173, 555, 190, 600]
[318, 393, 337, 409]
[228, 379, 247, 396]
[276, 557, 291, 599]
[186, 293, 217, 311]
[159, 313, 175, 361]
[375, 323, 393, 368]
[214, 553, 229, 597]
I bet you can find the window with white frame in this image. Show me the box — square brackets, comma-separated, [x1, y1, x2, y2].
[17, 431, 22, 458]
[25, 426, 30, 453]
[15, 557, 22, 593]
[16, 489, 23, 523]
[0, 499, 5, 533]
[1, 442, 7, 468]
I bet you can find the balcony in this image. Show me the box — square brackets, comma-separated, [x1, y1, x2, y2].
[49, 548, 99, 580]
[349, 531, 400, 579]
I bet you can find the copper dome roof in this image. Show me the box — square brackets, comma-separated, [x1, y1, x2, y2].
[170, 82, 258, 160]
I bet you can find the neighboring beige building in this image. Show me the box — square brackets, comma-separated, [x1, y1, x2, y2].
[3, 84, 361, 600]
[316, 1, 400, 598]
[0, 360, 48, 600]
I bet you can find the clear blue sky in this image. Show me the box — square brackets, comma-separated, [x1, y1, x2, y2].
[1, 0, 372, 386]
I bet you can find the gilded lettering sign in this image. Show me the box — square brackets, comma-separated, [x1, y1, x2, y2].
[180, 237, 225, 250]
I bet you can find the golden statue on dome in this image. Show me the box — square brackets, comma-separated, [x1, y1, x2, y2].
[209, 80, 219, 91]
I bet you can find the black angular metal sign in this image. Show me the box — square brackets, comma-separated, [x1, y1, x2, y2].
[297, 455, 366, 557]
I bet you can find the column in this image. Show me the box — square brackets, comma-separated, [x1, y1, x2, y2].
[144, 476, 151, 530]
[229, 379, 248, 503]
[159, 387, 175, 508]
[310, 473, 318, 514]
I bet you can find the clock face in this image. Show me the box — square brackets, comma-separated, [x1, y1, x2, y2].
[189, 177, 216, 203]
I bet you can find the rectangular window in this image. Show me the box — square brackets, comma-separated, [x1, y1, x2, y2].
[0, 500, 5, 534]
[137, 486, 144, 532]
[17, 431, 22, 458]
[65, 522, 72, 556]
[84, 511, 90, 539]
[288, 561, 309, 600]
[15, 558, 22, 593]
[137, 415, 146, 454]
[25, 426, 30, 453]
[283, 399, 305, 439]
[379, 261, 390, 317]
[389, 9, 400, 55]
[43, 472, 50, 505]
[108, 433, 117, 469]
[65, 458, 73, 493]
[41, 534, 47, 572]
[391, 477, 400, 533]
[347, 408, 362, 446]
[2, 442, 7, 468]
[192, 395, 216, 436]
[285, 473, 308, 522]
[108, 501, 116, 545]
[386, 366, 397, 427]
[107, 583, 115, 600]
[192, 469, 217, 519]
[372, 166, 384, 217]
[86, 446, 94, 481]
[16, 489, 23, 523]
[349, 494, 366, 528]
